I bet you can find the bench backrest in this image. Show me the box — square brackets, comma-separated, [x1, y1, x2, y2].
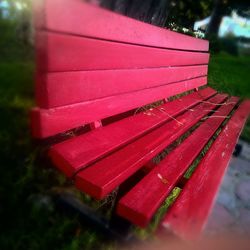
[31, 0, 209, 139]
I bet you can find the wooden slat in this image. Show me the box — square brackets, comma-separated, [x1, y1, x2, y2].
[116, 97, 238, 227]
[50, 88, 216, 177]
[160, 100, 250, 240]
[34, 0, 209, 52]
[36, 32, 209, 73]
[37, 65, 208, 108]
[31, 77, 207, 138]
[74, 94, 228, 200]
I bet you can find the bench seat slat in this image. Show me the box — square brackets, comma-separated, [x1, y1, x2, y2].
[31, 77, 207, 138]
[116, 97, 238, 227]
[37, 65, 208, 108]
[34, 0, 209, 52]
[75, 94, 228, 200]
[160, 100, 250, 239]
[50, 88, 216, 177]
[36, 32, 209, 73]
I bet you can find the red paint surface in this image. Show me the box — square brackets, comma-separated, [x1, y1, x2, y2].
[30, 0, 250, 235]
[116, 97, 238, 227]
[31, 77, 207, 138]
[160, 101, 250, 240]
[32, 1, 210, 138]
[36, 32, 209, 73]
[49, 88, 216, 177]
[36, 65, 208, 108]
[74, 94, 228, 200]
[34, 0, 209, 51]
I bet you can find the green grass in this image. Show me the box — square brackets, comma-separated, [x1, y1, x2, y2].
[0, 52, 249, 249]
[208, 53, 250, 98]
[208, 53, 250, 141]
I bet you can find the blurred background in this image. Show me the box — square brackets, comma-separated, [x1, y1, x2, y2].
[0, 0, 249, 249]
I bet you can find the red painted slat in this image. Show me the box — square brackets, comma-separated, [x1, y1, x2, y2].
[50, 88, 216, 177]
[34, 0, 209, 52]
[36, 32, 209, 73]
[37, 65, 208, 108]
[160, 101, 250, 240]
[116, 97, 238, 228]
[74, 94, 229, 200]
[31, 77, 207, 138]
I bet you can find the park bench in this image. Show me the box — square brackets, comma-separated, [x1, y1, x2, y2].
[31, 0, 250, 240]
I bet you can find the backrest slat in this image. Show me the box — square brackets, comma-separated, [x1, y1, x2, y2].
[32, 76, 207, 138]
[37, 65, 208, 108]
[36, 32, 209, 73]
[31, 0, 210, 138]
[34, 0, 209, 52]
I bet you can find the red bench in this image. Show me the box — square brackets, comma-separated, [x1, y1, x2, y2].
[31, 0, 250, 240]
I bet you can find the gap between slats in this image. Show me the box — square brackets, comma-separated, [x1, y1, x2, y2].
[130, 99, 246, 234]
[74, 94, 229, 200]
[159, 100, 250, 240]
[116, 96, 238, 227]
[49, 88, 216, 178]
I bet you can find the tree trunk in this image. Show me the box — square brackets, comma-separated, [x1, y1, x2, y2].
[97, 0, 172, 28]
[150, 0, 171, 27]
[113, 0, 132, 15]
[206, 0, 227, 36]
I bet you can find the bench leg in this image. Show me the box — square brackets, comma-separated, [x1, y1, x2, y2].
[54, 192, 137, 242]
[233, 143, 242, 157]
[109, 190, 134, 239]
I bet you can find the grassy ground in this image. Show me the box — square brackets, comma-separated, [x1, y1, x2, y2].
[0, 53, 249, 249]
[208, 53, 250, 141]
[208, 53, 250, 99]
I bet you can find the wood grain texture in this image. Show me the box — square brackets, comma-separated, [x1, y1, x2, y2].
[74, 94, 228, 200]
[116, 97, 238, 227]
[35, 31, 209, 73]
[160, 100, 250, 240]
[49, 88, 216, 177]
[34, 0, 209, 51]
[37, 65, 208, 108]
[31, 76, 207, 138]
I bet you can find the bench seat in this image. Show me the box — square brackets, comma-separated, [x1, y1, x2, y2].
[50, 87, 216, 178]
[160, 100, 250, 239]
[47, 88, 249, 236]
[31, 0, 250, 240]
